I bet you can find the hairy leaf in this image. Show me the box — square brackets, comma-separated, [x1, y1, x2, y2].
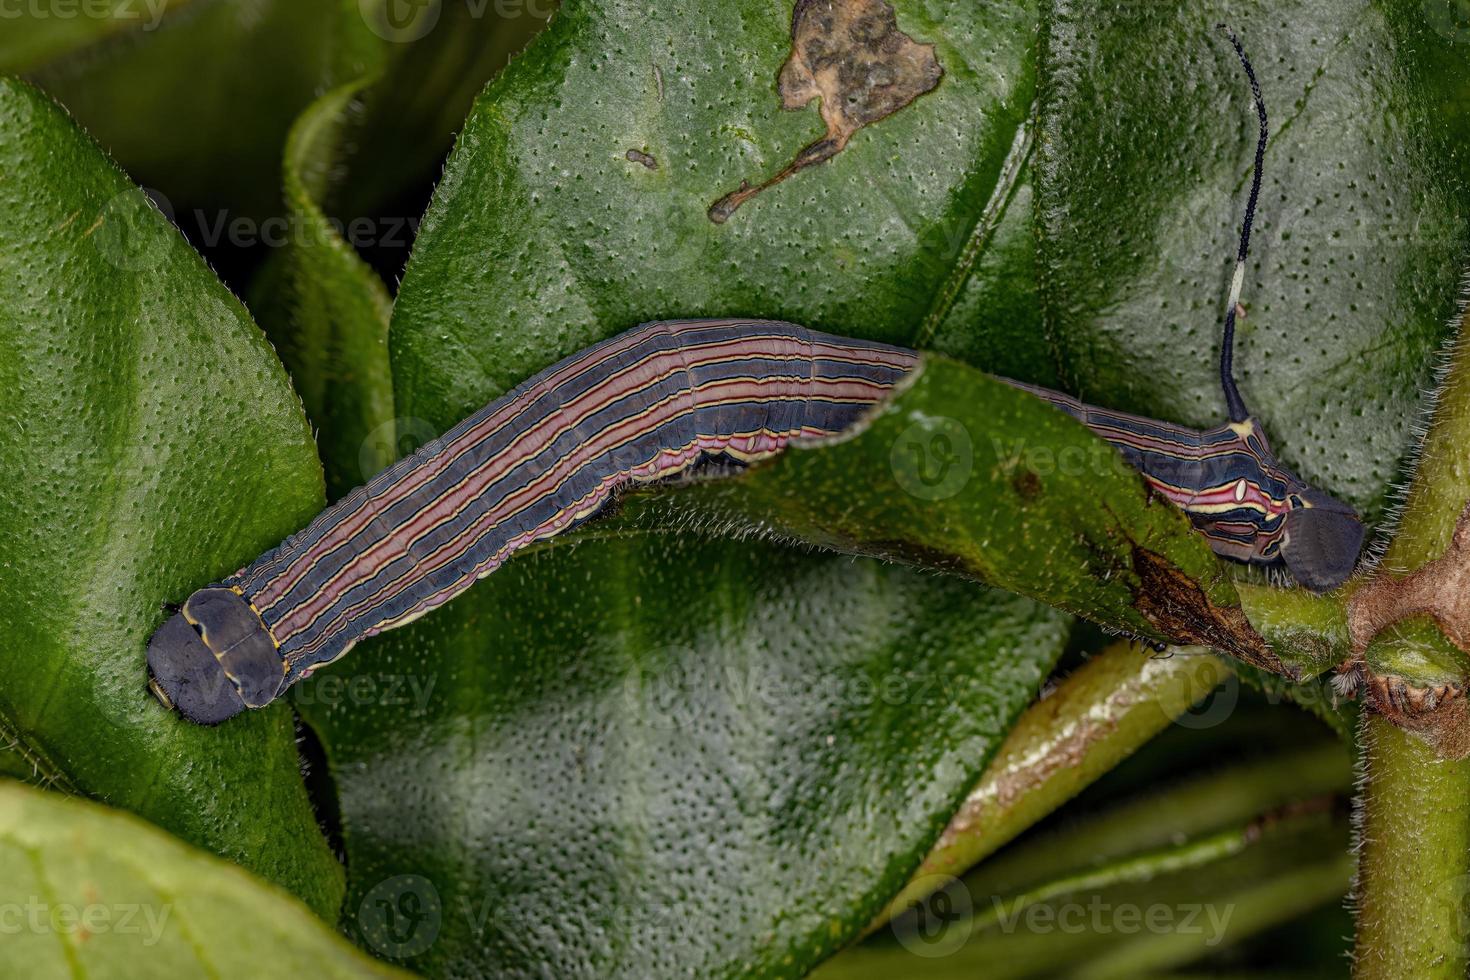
[294, 0, 1470, 974]
[0, 78, 341, 916]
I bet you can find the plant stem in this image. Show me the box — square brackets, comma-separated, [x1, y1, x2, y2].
[870, 643, 1231, 929]
[1354, 714, 1470, 978]
[1236, 582, 1349, 678]
[963, 741, 1350, 898]
[1075, 855, 1355, 980]
[972, 802, 1336, 935]
[1353, 305, 1470, 975]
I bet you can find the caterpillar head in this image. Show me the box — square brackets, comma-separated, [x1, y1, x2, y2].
[146, 588, 284, 725]
[1280, 489, 1365, 593]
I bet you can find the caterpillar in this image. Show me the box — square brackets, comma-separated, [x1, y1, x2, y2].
[146, 28, 1364, 724]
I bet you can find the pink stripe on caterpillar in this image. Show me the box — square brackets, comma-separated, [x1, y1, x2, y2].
[252, 330, 787, 610]
[276, 372, 890, 648]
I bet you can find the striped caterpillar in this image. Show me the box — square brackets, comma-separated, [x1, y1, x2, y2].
[147, 29, 1364, 724]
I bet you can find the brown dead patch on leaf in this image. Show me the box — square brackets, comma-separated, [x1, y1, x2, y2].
[708, 0, 943, 223]
[625, 148, 659, 170]
[1129, 545, 1284, 676]
[1349, 501, 1470, 654]
[1364, 672, 1470, 760]
[1011, 468, 1042, 500]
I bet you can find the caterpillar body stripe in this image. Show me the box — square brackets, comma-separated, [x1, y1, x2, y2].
[145, 28, 1365, 724]
[146, 317, 1362, 724]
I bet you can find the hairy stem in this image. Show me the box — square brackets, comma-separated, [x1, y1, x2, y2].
[1353, 305, 1470, 974]
[1236, 582, 1349, 678]
[1354, 715, 1470, 978]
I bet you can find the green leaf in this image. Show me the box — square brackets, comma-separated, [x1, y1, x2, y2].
[1036, 0, 1470, 518]
[0, 78, 341, 917]
[873, 645, 1236, 929]
[295, 0, 1468, 974]
[248, 4, 550, 501]
[10, 0, 387, 219]
[0, 780, 408, 978]
[301, 539, 1069, 977]
[823, 711, 1355, 978]
[318, 0, 557, 220]
[299, 4, 1074, 975]
[955, 741, 1351, 904]
[390, 0, 1044, 420]
[921, 163, 1059, 387]
[302, 352, 1289, 974]
[248, 76, 397, 502]
[816, 777, 1353, 979]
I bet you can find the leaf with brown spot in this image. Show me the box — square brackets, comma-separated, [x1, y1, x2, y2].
[614, 358, 1286, 676]
[325, 0, 1470, 973]
[708, 0, 943, 222]
[1129, 544, 1279, 675]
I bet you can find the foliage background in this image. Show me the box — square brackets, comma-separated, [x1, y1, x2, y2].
[1, 0, 1469, 977]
